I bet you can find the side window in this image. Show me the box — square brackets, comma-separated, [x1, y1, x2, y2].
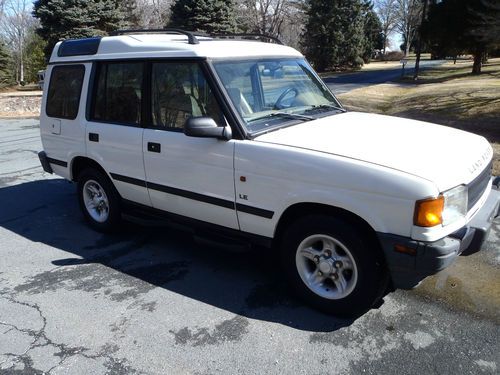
[151, 62, 224, 130]
[46, 65, 85, 119]
[91, 62, 143, 125]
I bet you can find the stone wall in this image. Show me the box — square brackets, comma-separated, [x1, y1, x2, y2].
[0, 95, 42, 117]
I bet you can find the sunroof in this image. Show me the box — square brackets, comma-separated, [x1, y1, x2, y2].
[58, 37, 101, 57]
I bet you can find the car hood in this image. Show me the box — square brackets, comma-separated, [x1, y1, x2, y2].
[254, 112, 493, 191]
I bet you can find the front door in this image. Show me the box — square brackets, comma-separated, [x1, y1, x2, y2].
[143, 61, 238, 229]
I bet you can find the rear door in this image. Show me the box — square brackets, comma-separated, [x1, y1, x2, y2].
[143, 61, 238, 229]
[86, 61, 150, 206]
[41, 64, 87, 179]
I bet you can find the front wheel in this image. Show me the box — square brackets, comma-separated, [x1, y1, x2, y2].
[281, 215, 387, 317]
[77, 168, 122, 232]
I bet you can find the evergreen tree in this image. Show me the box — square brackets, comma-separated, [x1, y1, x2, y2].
[0, 41, 14, 88]
[301, 0, 366, 72]
[120, 0, 141, 29]
[33, 0, 124, 59]
[361, 1, 384, 63]
[423, 0, 500, 74]
[24, 30, 47, 83]
[168, 0, 237, 34]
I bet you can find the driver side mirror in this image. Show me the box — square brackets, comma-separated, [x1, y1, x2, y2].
[184, 117, 232, 141]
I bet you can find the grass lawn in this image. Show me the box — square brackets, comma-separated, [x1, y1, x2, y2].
[338, 58, 500, 175]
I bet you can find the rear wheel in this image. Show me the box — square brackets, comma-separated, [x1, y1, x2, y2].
[281, 215, 386, 317]
[77, 168, 122, 232]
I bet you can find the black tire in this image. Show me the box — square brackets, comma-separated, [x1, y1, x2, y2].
[77, 168, 122, 232]
[280, 215, 387, 317]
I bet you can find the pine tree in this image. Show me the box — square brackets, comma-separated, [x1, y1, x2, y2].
[120, 0, 141, 29]
[423, 0, 500, 74]
[301, 0, 366, 72]
[24, 31, 47, 83]
[0, 41, 14, 88]
[168, 0, 237, 34]
[33, 0, 124, 59]
[361, 1, 384, 63]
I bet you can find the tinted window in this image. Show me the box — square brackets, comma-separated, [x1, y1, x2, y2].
[151, 62, 223, 129]
[46, 65, 85, 119]
[92, 62, 143, 125]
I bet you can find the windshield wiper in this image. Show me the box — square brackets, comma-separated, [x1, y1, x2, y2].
[247, 112, 314, 123]
[306, 104, 346, 113]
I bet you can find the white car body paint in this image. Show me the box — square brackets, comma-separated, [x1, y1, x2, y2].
[40, 33, 495, 247]
[251, 112, 493, 241]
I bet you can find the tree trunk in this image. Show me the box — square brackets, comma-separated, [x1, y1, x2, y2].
[20, 40, 24, 83]
[481, 52, 488, 64]
[472, 52, 482, 74]
[413, 0, 428, 80]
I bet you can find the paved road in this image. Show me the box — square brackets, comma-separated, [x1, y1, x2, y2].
[1, 119, 499, 374]
[325, 60, 445, 95]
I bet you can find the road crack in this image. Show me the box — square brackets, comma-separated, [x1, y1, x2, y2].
[0, 294, 139, 374]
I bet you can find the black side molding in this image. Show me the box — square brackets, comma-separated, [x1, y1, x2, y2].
[45, 154, 68, 168]
[236, 203, 274, 219]
[109, 172, 275, 219]
[147, 181, 235, 210]
[110, 173, 147, 187]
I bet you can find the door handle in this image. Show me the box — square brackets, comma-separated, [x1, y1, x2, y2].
[89, 133, 99, 142]
[147, 142, 161, 153]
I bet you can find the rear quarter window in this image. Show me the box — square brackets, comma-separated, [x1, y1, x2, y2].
[46, 65, 85, 119]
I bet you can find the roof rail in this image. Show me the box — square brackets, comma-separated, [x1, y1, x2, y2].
[209, 33, 284, 45]
[109, 28, 200, 45]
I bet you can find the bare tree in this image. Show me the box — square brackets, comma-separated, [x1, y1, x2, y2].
[395, 0, 423, 56]
[0, 0, 6, 18]
[375, 0, 398, 54]
[237, 0, 305, 47]
[125, 0, 172, 29]
[0, 0, 33, 83]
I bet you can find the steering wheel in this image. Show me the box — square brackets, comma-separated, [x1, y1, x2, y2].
[274, 87, 298, 109]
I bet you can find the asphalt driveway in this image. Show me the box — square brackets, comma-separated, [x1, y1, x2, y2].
[0, 119, 499, 374]
[326, 60, 445, 95]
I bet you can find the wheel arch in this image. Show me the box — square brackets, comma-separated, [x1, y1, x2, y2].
[70, 156, 108, 182]
[273, 202, 385, 262]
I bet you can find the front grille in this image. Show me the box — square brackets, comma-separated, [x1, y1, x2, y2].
[467, 161, 492, 211]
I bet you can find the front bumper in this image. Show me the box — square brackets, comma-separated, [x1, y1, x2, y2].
[378, 184, 500, 289]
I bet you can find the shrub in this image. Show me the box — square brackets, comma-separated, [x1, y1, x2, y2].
[377, 51, 405, 61]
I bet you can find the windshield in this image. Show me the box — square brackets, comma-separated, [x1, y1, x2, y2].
[213, 58, 344, 134]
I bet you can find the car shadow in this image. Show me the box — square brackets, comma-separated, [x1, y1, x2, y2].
[0, 179, 383, 332]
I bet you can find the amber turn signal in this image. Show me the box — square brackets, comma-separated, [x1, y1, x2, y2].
[414, 196, 444, 227]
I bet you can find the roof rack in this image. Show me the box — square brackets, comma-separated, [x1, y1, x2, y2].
[209, 33, 283, 45]
[108, 29, 284, 46]
[109, 28, 200, 45]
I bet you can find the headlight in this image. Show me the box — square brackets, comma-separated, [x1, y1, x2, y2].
[442, 185, 468, 225]
[414, 185, 468, 227]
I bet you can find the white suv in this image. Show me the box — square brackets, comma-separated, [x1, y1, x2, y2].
[38, 30, 500, 317]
